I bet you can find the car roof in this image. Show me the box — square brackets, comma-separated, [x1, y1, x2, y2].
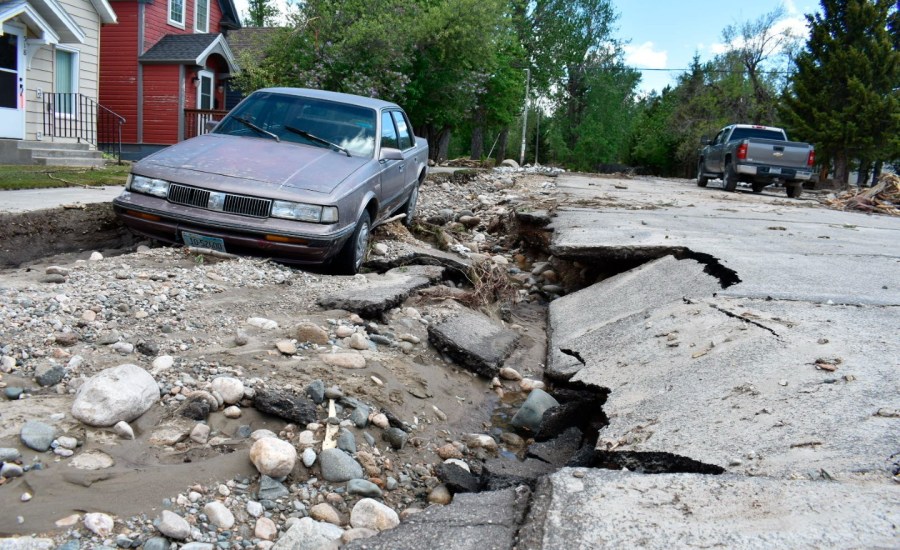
[257, 87, 401, 111]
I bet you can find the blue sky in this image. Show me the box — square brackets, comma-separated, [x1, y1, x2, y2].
[617, 0, 821, 93]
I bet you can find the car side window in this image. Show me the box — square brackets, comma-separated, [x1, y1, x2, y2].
[713, 130, 724, 145]
[381, 112, 399, 150]
[392, 111, 413, 150]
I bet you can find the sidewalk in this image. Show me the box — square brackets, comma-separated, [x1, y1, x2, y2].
[0, 185, 125, 214]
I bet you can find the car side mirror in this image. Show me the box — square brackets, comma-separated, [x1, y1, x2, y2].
[701, 136, 711, 145]
[204, 120, 219, 132]
[379, 147, 403, 161]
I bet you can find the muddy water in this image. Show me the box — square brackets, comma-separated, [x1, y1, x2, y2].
[0, 400, 286, 535]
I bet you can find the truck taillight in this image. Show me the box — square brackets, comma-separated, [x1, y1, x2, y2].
[737, 142, 748, 160]
[807, 150, 815, 167]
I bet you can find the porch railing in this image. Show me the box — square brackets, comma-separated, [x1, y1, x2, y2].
[42, 92, 125, 163]
[184, 109, 229, 140]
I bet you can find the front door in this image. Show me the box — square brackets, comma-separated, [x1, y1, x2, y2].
[0, 23, 26, 139]
[196, 69, 213, 135]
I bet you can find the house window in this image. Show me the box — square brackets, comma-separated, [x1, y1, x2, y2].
[55, 48, 78, 116]
[194, 0, 209, 33]
[168, 0, 185, 28]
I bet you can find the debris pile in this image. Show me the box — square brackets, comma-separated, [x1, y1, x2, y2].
[823, 173, 900, 215]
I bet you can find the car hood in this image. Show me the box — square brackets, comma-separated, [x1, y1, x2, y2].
[141, 134, 369, 194]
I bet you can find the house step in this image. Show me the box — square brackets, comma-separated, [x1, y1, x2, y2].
[35, 157, 107, 168]
[18, 141, 93, 152]
[30, 148, 104, 159]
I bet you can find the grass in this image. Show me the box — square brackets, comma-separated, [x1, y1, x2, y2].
[0, 163, 131, 191]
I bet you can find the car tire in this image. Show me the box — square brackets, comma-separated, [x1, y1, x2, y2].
[400, 181, 420, 227]
[697, 161, 709, 187]
[786, 182, 803, 199]
[723, 161, 738, 192]
[751, 181, 766, 193]
[332, 211, 371, 275]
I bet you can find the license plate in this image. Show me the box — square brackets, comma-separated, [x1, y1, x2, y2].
[769, 168, 781, 175]
[182, 231, 226, 253]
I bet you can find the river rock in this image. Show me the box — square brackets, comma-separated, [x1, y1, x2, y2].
[190, 423, 210, 444]
[223, 405, 241, 418]
[295, 322, 329, 345]
[250, 437, 297, 477]
[157, 510, 191, 540]
[258, 475, 290, 500]
[347, 479, 383, 498]
[255, 517, 278, 540]
[350, 498, 400, 531]
[320, 352, 366, 369]
[319, 448, 364, 482]
[302, 447, 317, 467]
[35, 363, 65, 386]
[69, 450, 114, 470]
[310, 503, 342, 525]
[113, 421, 135, 440]
[203, 501, 235, 529]
[151, 355, 174, 374]
[71, 364, 160, 427]
[83, 512, 114, 537]
[142, 537, 171, 550]
[247, 317, 278, 330]
[275, 340, 297, 355]
[428, 484, 453, 504]
[382, 427, 408, 450]
[0, 448, 21, 461]
[1, 462, 25, 477]
[510, 388, 560, 432]
[210, 377, 244, 404]
[349, 333, 369, 350]
[254, 390, 317, 424]
[20, 421, 56, 452]
[271, 517, 343, 550]
[305, 380, 326, 404]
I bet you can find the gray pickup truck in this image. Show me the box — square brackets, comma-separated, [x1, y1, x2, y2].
[697, 124, 815, 198]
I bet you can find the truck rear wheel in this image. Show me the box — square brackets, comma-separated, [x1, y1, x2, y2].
[786, 183, 803, 199]
[723, 161, 738, 192]
[697, 161, 709, 187]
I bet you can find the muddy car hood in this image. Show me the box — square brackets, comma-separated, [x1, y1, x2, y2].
[141, 134, 369, 194]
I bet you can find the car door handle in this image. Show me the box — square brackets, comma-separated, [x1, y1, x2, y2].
[398, 165, 404, 172]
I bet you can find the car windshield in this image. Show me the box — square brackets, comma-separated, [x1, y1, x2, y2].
[214, 92, 377, 158]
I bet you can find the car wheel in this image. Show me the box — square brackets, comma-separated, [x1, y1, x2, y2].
[751, 181, 766, 193]
[332, 211, 371, 275]
[786, 182, 803, 199]
[723, 161, 738, 192]
[400, 182, 419, 227]
[697, 161, 709, 187]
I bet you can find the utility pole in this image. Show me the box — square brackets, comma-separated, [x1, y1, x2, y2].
[534, 106, 540, 166]
[518, 67, 530, 167]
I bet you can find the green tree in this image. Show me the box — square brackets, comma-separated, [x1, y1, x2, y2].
[780, 0, 900, 184]
[244, 0, 280, 27]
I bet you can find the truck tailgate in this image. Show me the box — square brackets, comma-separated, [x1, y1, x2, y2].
[746, 139, 810, 169]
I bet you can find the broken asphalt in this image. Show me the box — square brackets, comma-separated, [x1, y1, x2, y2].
[357, 174, 900, 547]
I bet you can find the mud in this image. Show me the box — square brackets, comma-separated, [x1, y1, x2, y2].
[0, 204, 134, 268]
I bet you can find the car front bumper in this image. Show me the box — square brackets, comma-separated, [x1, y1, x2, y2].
[113, 192, 354, 265]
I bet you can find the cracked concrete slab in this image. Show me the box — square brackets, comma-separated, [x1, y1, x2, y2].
[547, 255, 722, 380]
[575, 298, 899, 480]
[317, 265, 445, 318]
[518, 469, 900, 549]
[428, 309, 520, 378]
[343, 487, 530, 550]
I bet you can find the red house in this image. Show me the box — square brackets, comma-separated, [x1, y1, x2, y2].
[99, 0, 240, 158]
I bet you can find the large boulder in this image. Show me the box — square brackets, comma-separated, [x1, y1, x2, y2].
[250, 437, 297, 477]
[71, 364, 159, 427]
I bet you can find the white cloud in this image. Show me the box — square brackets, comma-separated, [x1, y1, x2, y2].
[623, 41, 668, 69]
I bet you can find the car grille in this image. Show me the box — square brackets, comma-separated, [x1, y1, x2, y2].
[168, 184, 272, 218]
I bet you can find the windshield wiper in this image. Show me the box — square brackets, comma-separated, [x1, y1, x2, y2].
[285, 125, 351, 157]
[233, 116, 280, 142]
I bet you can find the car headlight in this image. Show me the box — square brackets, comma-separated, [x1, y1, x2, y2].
[127, 174, 170, 198]
[271, 201, 338, 223]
